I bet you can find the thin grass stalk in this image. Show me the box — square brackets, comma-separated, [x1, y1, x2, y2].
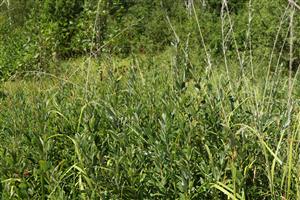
[261, 5, 289, 110]
[247, 0, 253, 79]
[289, 0, 300, 10]
[286, 136, 294, 199]
[271, 129, 285, 197]
[286, 4, 295, 199]
[245, 0, 260, 120]
[222, 0, 244, 82]
[295, 112, 300, 199]
[191, 0, 212, 75]
[221, 0, 233, 92]
[85, 0, 103, 99]
[266, 25, 290, 114]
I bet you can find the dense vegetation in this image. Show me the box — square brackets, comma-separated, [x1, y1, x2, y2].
[1, 0, 300, 199]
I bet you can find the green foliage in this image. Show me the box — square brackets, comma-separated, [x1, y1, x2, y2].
[206, 0, 248, 14]
[41, 0, 85, 57]
[1, 0, 299, 79]
[0, 48, 300, 198]
[1, 0, 300, 198]
[0, 24, 27, 79]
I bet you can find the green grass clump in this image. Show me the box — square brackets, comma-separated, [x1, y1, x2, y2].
[0, 49, 300, 199]
[2, 0, 300, 199]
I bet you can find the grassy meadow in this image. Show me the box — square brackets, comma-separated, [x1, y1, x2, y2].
[1, 0, 300, 199]
[0, 47, 300, 199]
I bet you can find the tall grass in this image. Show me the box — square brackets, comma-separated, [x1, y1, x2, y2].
[0, 0, 300, 199]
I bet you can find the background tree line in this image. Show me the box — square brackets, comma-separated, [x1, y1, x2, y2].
[0, 0, 299, 80]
